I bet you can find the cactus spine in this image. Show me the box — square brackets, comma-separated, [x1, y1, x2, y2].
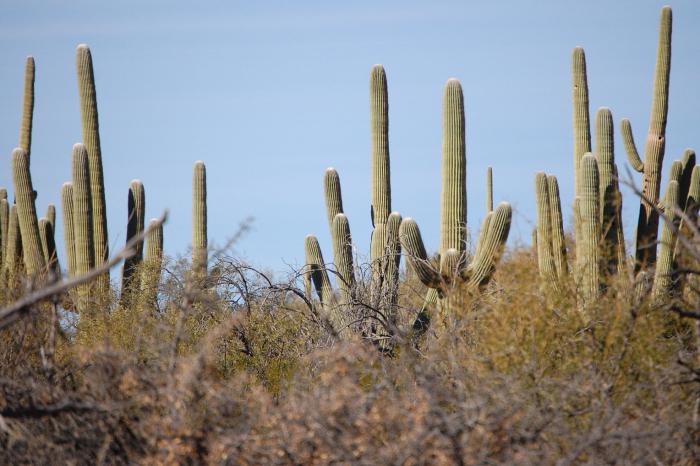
[192, 160, 207, 277]
[19, 56, 35, 158]
[621, 6, 672, 271]
[12, 148, 45, 276]
[76, 44, 109, 287]
[61, 182, 77, 277]
[121, 180, 146, 302]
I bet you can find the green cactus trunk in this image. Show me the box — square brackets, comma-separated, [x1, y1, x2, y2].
[579, 154, 601, 302]
[61, 182, 77, 277]
[192, 161, 207, 279]
[535, 172, 556, 283]
[121, 180, 146, 304]
[465, 202, 512, 289]
[0, 198, 8, 271]
[547, 175, 569, 279]
[304, 234, 345, 336]
[19, 56, 35, 158]
[72, 143, 95, 313]
[76, 44, 109, 289]
[12, 148, 45, 276]
[45, 204, 56, 232]
[572, 47, 592, 255]
[330, 213, 355, 305]
[38, 218, 59, 275]
[324, 168, 344, 230]
[653, 180, 680, 298]
[140, 218, 164, 309]
[4, 205, 22, 278]
[621, 7, 672, 272]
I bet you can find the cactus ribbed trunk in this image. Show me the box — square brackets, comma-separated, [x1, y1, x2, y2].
[535, 172, 556, 282]
[45, 204, 56, 232]
[141, 218, 164, 308]
[192, 161, 207, 278]
[399, 218, 440, 289]
[4, 205, 22, 277]
[19, 56, 35, 158]
[370, 65, 390, 229]
[72, 144, 95, 276]
[465, 203, 512, 289]
[330, 213, 354, 305]
[572, 47, 592, 267]
[579, 154, 601, 301]
[486, 166, 493, 212]
[38, 218, 58, 275]
[622, 7, 672, 272]
[547, 175, 569, 279]
[77, 44, 109, 289]
[121, 180, 146, 303]
[61, 182, 77, 277]
[440, 79, 467, 256]
[12, 148, 45, 276]
[305, 235, 344, 335]
[324, 168, 344, 230]
[0, 198, 8, 271]
[653, 180, 680, 298]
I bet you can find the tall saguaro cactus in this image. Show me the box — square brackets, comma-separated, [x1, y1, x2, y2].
[192, 160, 207, 278]
[4, 206, 21, 277]
[19, 56, 35, 158]
[621, 6, 672, 271]
[579, 154, 602, 301]
[534, 173, 569, 284]
[399, 79, 512, 303]
[12, 148, 45, 276]
[141, 218, 164, 308]
[72, 144, 94, 277]
[121, 180, 146, 302]
[76, 44, 109, 287]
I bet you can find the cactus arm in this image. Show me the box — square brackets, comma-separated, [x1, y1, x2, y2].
[440, 78, 467, 254]
[464, 202, 512, 289]
[547, 175, 569, 279]
[572, 47, 592, 195]
[12, 148, 45, 276]
[330, 213, 355, 304]
[121, 180, 146, 302]
[486, 166, 493, 212]
[4, 205, 21, 277]
[61, 182, 77, 277]
[0, 198, 8, 271]
[620, 119, 644, 172]
[38, 218, 59, 274]
[19, 56, 35, 159]
[678, 149, 696, 211]
[304, 235, 345, 336]
[192, 161, 207, 278]
[72, 144, 95, 277]
[399, 218, 440, 289]
[535, 172, 556, 281]
[324, 168, 344, 230]
[45, 204, 56, 232]
[141, 218, 164, 308]
[383, 212, 402, 305]
[579, 154, 602, 301]
[652, 180, 680, 298]
[474, 212, 493, 263]
[76, 45, 109, 287]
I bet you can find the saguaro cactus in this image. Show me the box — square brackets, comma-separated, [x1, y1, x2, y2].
[579, 153, 601, 301]
[621, 6, 672, 271]
[12, 148, 44, 276]
[77, 44, 109, 286]
[38, 218, 58, 275]
[45, 204, 56, 232]
[0, 197, 8, 271]
[19, 56, 35, 158]
[192, 160, 207, 278]
[653, 180, 680, 298]
[399, 79, 512, 302]
[121, 180, 146, 302]
[61, 182, 77, 277]
[534, 173, 569, 283]
[4, 206, 22, 277]
[141, 218, 164, 308]
[330, 213, 355, 305]
[72, 144, 94, 277]
[324, 168, 344, 229]
[304, 234, 347, 335]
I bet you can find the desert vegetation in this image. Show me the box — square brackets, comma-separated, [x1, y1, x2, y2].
[0, 5, 699, 465]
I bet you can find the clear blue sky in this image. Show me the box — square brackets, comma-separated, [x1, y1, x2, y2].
[1, 1, 699, 275]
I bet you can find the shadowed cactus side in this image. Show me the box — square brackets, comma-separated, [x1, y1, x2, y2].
[38, 218, 59, 275]
[12, 148, 45, 276]
[620, 6, 672, 272]
[579, 154, 601, 302]
[0, 198, 8, 271]
[77, 44, 109, 289]
[399, 79, 512, 307]
[45, 204, 56, 232]
[304, 234, 347, 336]
[61, 182, 76, 277]
[121, 180, 146, 304]
[192, 161, 207, 279]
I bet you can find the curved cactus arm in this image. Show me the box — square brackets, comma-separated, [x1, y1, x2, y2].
[61, 182, 77, 277]
[572, 47, 592, 194]
[192, 161, 207, 278]
[464, 202, 512, 289]
[486, 166, 493, 212]
[324, 168, 344, 230]
[121, 180, 146, 302]
[76, 44, 109, 282]
[370, 64, 391, 229]
[535, 172, 556, 281]
[19, 56, 35, 159]
[440, 78, 467, 254]
[304, 234, 345, 336]
[399, 218, 440, 289]
[331, 213, 355, 304]
[547, 175, 569, 279]
[474, 212, 493, 264]
[12, 148, 45, 276]
[653, 180, 680, 298]
[620, 119, 644, 173]
[579, 154, 602, 301]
